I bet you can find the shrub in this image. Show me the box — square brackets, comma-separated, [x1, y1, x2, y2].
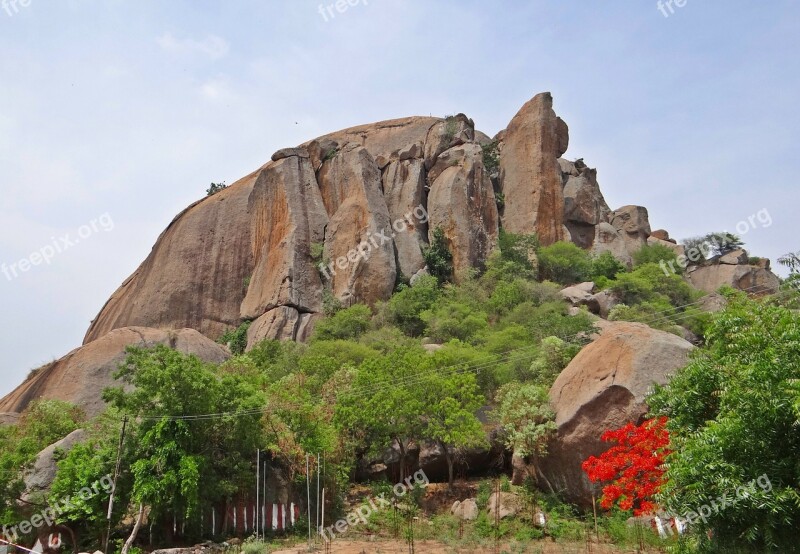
[632, 243, 680, 271]
[384, 274, 441, 336]
[218, 321, 252, 355]
[537, 241, 592, 285]
[313, 304, 372, 341]
[590, 251, 626, 280]
[482, 140, 501, 173]
[421, 301, 489, 344]
[648, 296, 800, 550]
[205, 182, 226, 196]
[423, 227, 454, 284]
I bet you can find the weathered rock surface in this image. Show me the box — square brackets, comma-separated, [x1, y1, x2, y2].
[84, 170, 261, 344]
[424, 114, 474, 169]
[451, 499, 479, 521]
[561, 161, 611, 248]
[318, 143, 397, 305]
[611, 205, 651, 256]
[382, 159, 428, 278]
[540, 322, 694, 505]
[719, 249, 749, 266]
[1, 327, 230, 418]
[686, 263, 781, 295]
[241, 155, 328, 319]
[592, 222, 633, 267]
[560, 282, 596, 306]
[499, 92, 568, 245]
[22, 429, 86, 502]
[488, 492, 522, 520]
[427, 143, 499, 278]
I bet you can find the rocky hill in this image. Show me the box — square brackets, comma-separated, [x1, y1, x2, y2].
[0, 92, 780, 418]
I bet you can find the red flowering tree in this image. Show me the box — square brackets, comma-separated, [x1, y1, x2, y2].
[581, 417, 671, 516]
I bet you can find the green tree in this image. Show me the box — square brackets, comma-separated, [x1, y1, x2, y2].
[528, 336, 579, 386]
[420, 368, 486, 488]
[537, 241, 592, 285]
[0, 400, 84, 528]
[704, 231, 744, 256]
[423, 227, 454, 284]
[495, 383, 557, 492]
[48, 410, 131, 546]
[648, 295, 800, 550]
[103, 345, 264, 546]
[497, 230, 539, 270]
[590, 251, 626, 281]
[335, 348, 428, 481]
[205, 182, 227, 196]
[421, 301, 489, 344]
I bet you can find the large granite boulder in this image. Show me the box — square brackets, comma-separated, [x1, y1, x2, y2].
[317, 143, 397, 306]
[427, 143, 499, 278]
[83, 170, 261, 344]
[22, 429, 86, 502]
[498, 92, 569, 245]
[240, 154, 328, 319]
[0, 327, 230, 418]
[561, 160, 611, 248]
[686, 263, 781, 295]
[540, 322, 694, 505]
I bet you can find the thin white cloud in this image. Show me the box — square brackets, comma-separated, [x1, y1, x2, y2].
[156, 32, 229, 60]
[199, 76, 235, 101]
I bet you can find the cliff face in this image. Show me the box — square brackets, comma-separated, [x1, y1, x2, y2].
[83, 92, 640, 349]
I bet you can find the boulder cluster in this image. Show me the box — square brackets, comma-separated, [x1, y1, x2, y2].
[0, 92, 784, 506]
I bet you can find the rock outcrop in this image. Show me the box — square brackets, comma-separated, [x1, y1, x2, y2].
[498, 92, 569, 245]
[2, 91, 784, 433]
[687, 261, 781, 295]
[22, 429, 86, 502]
[540, 322, 694, 505]
[427, 143, 499, 278]
[559, 159, 611, 248]
[0, 327, 230, 418]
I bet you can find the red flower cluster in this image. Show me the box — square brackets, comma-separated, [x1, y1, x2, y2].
[581, 417, 671, 516]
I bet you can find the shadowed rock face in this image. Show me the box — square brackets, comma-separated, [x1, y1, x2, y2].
[0, 327, 230, 418]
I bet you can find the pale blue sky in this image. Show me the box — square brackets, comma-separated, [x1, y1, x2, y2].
[1, 0, 798, 396]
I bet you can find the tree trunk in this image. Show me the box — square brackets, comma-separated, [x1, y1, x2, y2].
[396, 437, 407, 483]
[441, 442, 455, 489]
[531, 455, 556, 495]
[121, 504, 145, 554]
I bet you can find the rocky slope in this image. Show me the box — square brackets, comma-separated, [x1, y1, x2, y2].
[2, 91, 781, 420]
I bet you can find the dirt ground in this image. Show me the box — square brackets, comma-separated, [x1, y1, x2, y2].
[270, 538, 661, 553]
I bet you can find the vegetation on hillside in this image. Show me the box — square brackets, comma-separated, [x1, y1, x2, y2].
[1, 233, 797, 553]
